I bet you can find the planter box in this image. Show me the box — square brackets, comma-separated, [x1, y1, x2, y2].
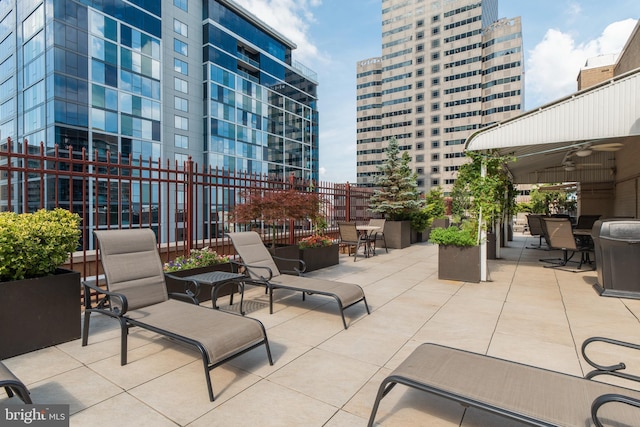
[0, 268, 81, 359]
[384, 220, 412, 249]
[411, 229, 429, 243]
[438, 245, 481, 283]
[165, 263, 234, 302]
[300, 244, 339, 272]
[268, 244, 302, 274]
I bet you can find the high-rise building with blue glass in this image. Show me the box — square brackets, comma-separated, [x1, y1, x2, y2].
[0, 0, 318, 209]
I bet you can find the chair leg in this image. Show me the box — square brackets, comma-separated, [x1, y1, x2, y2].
[82, 310, 92, 346]
[368, 378, 398, 427]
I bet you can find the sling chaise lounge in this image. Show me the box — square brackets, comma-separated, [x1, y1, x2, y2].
[227, 231, 370, 329]
[82, 229, 273, 401]
[1, 361, 32, 404]
[368, 341, 640, 426]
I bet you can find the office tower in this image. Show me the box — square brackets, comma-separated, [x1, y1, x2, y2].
[0, 0, 318, 212]
[357, 0, 523, 195]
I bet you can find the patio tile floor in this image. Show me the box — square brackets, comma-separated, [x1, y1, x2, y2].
[3, 233, 640, 426]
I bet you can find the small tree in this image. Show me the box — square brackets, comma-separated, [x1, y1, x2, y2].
[232, 187, 321, 248]
[369, 137, 423, 220]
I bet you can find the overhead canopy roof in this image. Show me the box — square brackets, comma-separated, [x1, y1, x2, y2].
[465, 68, 640, 184]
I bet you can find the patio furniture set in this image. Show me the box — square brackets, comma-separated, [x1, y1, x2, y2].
[5, 226, 640, 425]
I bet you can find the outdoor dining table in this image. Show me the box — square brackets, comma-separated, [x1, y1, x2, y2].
[178, 270, 247, 314]
[356, 225, 381, 257]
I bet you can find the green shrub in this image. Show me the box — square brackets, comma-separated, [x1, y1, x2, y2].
[163, 247, 229, 272]
[428, 225, 477, 247]
[0, 209, 81, 281]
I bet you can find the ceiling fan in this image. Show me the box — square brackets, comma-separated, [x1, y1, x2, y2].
[570, 142, 624, 158]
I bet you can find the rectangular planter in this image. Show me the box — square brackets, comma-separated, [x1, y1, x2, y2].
[0, 268, 81, 359]
[300, 244, 339, 272]
[438, 245, 481, 283]
[165, 263, 234, 302]
[383, 220, 412, 249]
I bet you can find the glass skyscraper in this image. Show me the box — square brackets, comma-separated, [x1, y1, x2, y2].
[0, 0, 318, 212]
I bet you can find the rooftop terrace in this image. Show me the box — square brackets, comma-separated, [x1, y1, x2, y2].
[3, 233, 640, 426]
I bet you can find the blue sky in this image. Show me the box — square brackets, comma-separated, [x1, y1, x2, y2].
[232, 0, 639, 183]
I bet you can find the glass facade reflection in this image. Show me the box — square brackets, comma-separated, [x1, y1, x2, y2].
[0, 0, 318, 230]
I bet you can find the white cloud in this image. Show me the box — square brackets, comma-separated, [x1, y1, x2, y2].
[231, 0, 326, 64]
[526, 19, 637, 108]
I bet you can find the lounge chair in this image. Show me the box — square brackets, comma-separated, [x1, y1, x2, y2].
[526, 214, 547, 249]
[368, 341, 640, 427]
[226, 231, 370, 329]
[82, 229, 273, 401]
[1, 361, 32, 404]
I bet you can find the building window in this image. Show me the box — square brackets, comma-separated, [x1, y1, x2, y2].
[416, 31, 424, 40]
[175, 134, 188, 148]
[416, 68, 424, 76]
[416, 142, 424, 149]
[431, 102, 439, 111]
[417, 167, 424, 174]
[416, 80, 424, 89]
[431, 64, 440, 73]
[415, 155, 424, 163]
[174, 0, 187, 11]
[417, 179, 424, 187]
[431, 115, 439, 123]
[431, 52, 440, 61]
[431, 90, 439, 98]
[175, 115, 188, 130]
[432, 26, 440, 35]
[431, 39, 440, 48]
[174, 96, 188, 112]
[431, 153, 439, 161]
[417, 19, 424, 27]
[432, 179, 440, 186]
[431, 77, 440, 85]
[416, 105, 424, 113]
[174, 58, 188, 75]
[416, 43, 424, 52]
[431, 166, 439, 173]
[174, 77, 188, 93]
[431, 128, 439, 136]
[173, 19, 188, 37]
[416, 130, 424, 137]
[432, 15, 440, 23]
[416, 117, 424, 125]
[416, 93, 424, 101]
[174, 38, 188, 56]
[431, 140, 439, 148]
[416, 56, 424, 64]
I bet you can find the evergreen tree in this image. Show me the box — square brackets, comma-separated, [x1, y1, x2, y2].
[369, 138, 423, 220]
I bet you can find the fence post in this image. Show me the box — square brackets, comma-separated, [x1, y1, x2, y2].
[345, 182, 351, 222]
[186, 156, 194, 253]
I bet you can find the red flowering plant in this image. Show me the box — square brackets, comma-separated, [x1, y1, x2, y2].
[298, 234, 334, 249]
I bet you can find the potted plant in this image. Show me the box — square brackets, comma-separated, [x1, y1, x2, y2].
[0, 208, 82, 359]
[297, 233, 339, 272]
[369, 137, 424, 249]
[429, 220, 481, 283]
[411, 187, 447, 242]
[163, 247, 233, 302]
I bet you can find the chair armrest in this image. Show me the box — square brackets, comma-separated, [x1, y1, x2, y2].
[164, 273, 201, 300]
[592, 393, 640, 427]
[82, 280, 128, 315]
[272, 255, 307, 275]
[230, 259, 274, 281]
[582, 337, 640, 382]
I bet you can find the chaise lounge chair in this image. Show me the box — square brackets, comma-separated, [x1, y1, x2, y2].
[82, 228, 273, 401]
[368, 341, 640, 426]
[1, 360, 32, 404]
[226, 231, 370, 329]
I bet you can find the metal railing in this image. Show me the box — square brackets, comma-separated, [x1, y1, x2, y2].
[0, 137, 375, 278]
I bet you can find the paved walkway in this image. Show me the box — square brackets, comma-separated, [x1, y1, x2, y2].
[3, 233, 640, 426]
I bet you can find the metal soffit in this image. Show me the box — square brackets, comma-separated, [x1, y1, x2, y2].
[464, 68, 640, 184]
